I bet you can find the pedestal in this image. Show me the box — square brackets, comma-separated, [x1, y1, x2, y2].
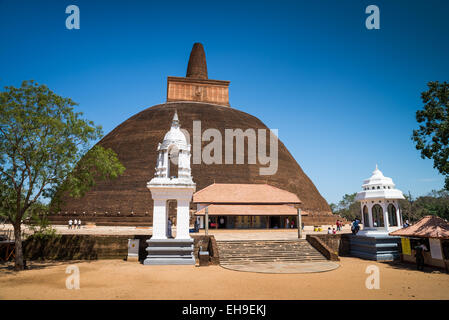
[143, 238, 195, 265]
[349, 233, 401, 261]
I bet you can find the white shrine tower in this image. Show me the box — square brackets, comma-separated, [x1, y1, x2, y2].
[355, 165, 405, 236]
[144, 110, 196, 265]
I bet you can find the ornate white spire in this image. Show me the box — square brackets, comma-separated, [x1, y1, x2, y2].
[371, 164, 384, 179]
[355, 165, 404, 201]
[149, 111, 194, 182]
[172, 110, 179, 128]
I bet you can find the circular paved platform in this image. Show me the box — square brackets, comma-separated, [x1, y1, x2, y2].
[220, 261, 340, 274]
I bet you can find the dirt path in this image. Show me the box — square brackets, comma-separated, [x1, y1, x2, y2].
[1, 257, 448, 300]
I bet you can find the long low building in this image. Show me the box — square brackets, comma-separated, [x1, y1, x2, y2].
[193, 183, 308, 229]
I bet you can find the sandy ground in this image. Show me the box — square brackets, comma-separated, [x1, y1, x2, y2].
[1, 257, 448, 300]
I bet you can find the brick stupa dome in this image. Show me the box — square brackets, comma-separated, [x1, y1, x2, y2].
[53, 43, 334, 226]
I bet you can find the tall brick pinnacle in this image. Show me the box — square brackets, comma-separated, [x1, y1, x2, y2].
[186, 43, 208, 79]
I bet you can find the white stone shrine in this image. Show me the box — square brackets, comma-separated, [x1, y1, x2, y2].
[350, 165, 405, 261]
[355, 165, 405, 235]
[144, 111, 196, 265]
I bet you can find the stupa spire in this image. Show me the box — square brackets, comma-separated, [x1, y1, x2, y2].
[166, 43, 230, 106]
[186, 43, 208, 79]
[171, 110, 179, 128]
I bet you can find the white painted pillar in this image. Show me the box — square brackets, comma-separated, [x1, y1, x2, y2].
[176, 199, 191, 240]
[396, 202, 402, 227]
[163, 151, 169, 177]
[382, 202, 390, 231]
[152, 199, 168, 239]
[360, 203, 365, 227]
[368, 203, 374, 229]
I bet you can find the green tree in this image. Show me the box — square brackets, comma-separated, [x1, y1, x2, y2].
[0, 80, 125, 270]
[399, 189, 449, 222]
[331, 193, 361, 221]
[398, 192, 415, 222]
[412, 81, 449, 189]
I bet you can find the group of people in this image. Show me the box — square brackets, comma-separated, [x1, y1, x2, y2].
[68, 219, 81, 229]
[326, 220, 345, 235]
[336, 220, 343, 231]
[285, 217, 295, 228]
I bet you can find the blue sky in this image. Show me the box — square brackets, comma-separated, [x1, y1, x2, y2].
[1, 0, 449, 204]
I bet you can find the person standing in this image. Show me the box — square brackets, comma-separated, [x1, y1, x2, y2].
[78, 219, 81, 229]
[291, 219, 295, 229]
[68, 219, 72, 229]
[285, 217, 289, 229]
[74, 219, 78, 230]
[194, 218, 199, 232]
[351, 219, 360, 235]
[167, 218, 173, 238]
[403, 220, 410, 228]
[415, 246, 425, 271]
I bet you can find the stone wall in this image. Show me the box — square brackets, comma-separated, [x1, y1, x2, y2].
[23, 235, 129, 260]
[306, 235, 339, 261]
[306, 234, 351, 258]
[23, 234, 219, 265]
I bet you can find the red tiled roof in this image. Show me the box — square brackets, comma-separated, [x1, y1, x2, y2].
[193, 183, 301, 204]
[194, 204, 308, 216]
[389, 215, 449, 239]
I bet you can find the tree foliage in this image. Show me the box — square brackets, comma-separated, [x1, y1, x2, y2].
[400, 190, 449, 222]
[329, 193, 361, 221]
[0, 80, 125, 270]
[331, 190, 449, 225]
[412, 81, 449, 189]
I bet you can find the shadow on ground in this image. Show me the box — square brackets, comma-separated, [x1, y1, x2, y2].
[380, 260, 448, 274]
[0, 260, 89, 274]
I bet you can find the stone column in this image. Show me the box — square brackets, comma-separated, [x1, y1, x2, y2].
[396, 201, 402, 227]
[360, 202, 369, 229]
[163, 151, 169, 177]
[382, 202, 390, 231]
[176, 199, 191, 240]
[368, 203, 374, 229]
[152, 199, 168, 239]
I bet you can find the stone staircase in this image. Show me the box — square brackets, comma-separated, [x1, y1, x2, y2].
[349, 235, 401, 261]
[217, 240, 328, 265]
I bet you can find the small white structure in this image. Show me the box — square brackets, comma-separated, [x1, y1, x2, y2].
[144, 110, 196, 265]
[355, 165, 405, 236]
[147, 110, 196, 240]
